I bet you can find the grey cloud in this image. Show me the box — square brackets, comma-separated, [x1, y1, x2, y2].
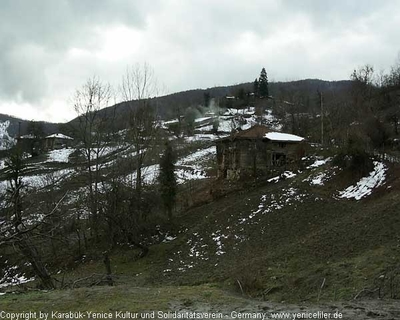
[0, 0, 153, 104]
[0, 0, 150, 49]
[0, 0, 399, 121]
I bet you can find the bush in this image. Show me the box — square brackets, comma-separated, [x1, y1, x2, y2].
[233, 267, 265, 297]
[333, 147, 373, 175]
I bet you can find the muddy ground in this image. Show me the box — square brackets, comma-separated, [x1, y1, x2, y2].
[170, 298, 400, 320]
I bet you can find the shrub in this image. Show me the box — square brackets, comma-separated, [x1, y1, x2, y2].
[332, 134, 373, 175]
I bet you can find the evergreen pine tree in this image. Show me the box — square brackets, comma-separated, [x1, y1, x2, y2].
[258, 68, 269, 98]
[203, 92, 211, 107]
[159, 142, 177, 220]
[253, 78, 259, 97]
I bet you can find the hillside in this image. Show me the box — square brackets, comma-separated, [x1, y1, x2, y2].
[1, 140, 400, 317]
[1, 79, 399, 318]
[46, 156, 399, 302]
[0, 113, 60, 143]
[67, 79, 351, 128]
[0, 78, 351, 147]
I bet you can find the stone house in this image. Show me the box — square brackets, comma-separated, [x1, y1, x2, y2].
[17, 133, 74, 155]
[216, 125, 306, 179]
[16, 134, 42, 155]
[44, 133, 74, 150]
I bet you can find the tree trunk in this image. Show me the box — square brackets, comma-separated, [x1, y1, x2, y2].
[127, 233, 149, 258]
[17, 236, 55, 289]
[103, 252, 113, 286]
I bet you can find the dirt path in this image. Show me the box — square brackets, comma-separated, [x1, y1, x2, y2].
[169, 298, 400, 320]
[2, 285, 399, 319]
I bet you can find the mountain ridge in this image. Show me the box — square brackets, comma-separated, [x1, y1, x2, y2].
[0, 78, 352, 138]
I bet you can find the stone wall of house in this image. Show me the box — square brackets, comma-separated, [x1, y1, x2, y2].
[216, 139, 305, 180]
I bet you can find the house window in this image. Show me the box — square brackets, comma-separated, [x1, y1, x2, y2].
[278, 142, 286, 148]
[272, 153, 286, 166]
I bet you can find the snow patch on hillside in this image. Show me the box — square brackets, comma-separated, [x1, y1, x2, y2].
[125, 164, 160, 186]
[303, 171, 334, 186]
[264, 109, 282, 130]
[124, 146, 215, 186]
[211, 231, 228, 256]
[223, 107, 255, 116]
[197, 125, 214, 132]
[0, 180, 7, 200]
[213, 108, 281, 133]
[240, 187, 308, 224]
[81, 146, 121, 160]
[338, 161, 387, 200]
[185, 133, 224, 142]
[22, 169, 74, 190]
[307, 157, 331, 169]
[176, 146, 215, 183]
[267, 171, 297, 183]
[0, 266, 34, 288]
[177, 146, 216, 166]
[310, 172, 327, 186]
[47, 148, 75, 163]
[217, 118, 234, 133]
[0, 121, 15, 150]
[176, 168, 207, 182]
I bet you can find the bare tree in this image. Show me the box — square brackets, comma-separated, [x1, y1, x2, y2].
[0, 148, 61, 289]
[120, 63, 160, 205]
[73, 77, 115, 238]
[121, 63, 158, 103]
[350, 64, 378, 118]
[107, 63, 163, 257]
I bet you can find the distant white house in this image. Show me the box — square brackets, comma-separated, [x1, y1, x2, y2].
[45, 133, 74, 150]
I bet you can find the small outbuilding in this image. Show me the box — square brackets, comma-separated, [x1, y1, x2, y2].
[16, 134, 43, 155]
[216, 125, 306, 179]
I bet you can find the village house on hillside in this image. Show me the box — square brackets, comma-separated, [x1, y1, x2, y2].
[216, 125, 306, 179]
[17, 133, 74, 155]
[44, 133, 74, 150]
[16, 134, 39, 155]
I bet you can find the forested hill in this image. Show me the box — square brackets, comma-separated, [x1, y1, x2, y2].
[1, 78, 351, 137]
[0, 113, 60, 137]
[66, 78, 352, 127]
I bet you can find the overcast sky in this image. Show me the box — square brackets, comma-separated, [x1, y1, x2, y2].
[1, 0, 399, 122]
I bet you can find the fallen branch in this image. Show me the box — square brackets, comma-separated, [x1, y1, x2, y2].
[237, 279, 244, 296]
[317, 277, 326, 302]
[353, 287, 379, 300]
[71, 273, 101, 288]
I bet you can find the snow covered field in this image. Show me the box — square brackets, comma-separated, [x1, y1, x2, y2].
[185, 133, 226, 142]
[0, 168, 74, 196]
[124, 146, 216, 186]
[47, 148, 75, 162]
[177, 146, 216, 166]
[17, 169, 74, 191]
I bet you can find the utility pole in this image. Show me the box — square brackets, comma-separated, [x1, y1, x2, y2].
[319, 91, 324, 146]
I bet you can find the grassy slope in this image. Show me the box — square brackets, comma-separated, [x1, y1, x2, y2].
[1, 284, 241, 312]
[2, 160, 400, 309]
[163, 164, 400, 302]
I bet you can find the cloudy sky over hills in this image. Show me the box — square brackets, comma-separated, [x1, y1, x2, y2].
[1, 0, 399, 122]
